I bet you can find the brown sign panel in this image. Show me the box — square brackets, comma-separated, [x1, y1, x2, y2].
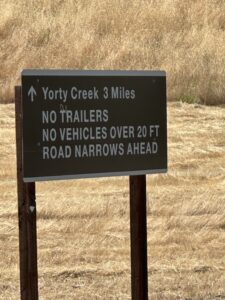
[22, 70, 167, 182]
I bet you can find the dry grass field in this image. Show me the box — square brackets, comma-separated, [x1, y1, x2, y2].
[1, 0, 225, 299]
[0, 0, 225, 104]
[0, 102, 225, 299]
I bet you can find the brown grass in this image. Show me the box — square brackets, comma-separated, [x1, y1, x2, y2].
[1, 1, 225, 298]
[0, 0, 225, 104]
[0, 102, 225, 299]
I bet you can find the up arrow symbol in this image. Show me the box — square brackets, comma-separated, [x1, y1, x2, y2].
[28, 86, 37, 102]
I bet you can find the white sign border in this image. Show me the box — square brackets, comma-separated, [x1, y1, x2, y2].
[22, 69, 166, 77]
[23, 168, 167, 182]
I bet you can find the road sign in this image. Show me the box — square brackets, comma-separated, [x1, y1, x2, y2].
[22, 70, 167, 182]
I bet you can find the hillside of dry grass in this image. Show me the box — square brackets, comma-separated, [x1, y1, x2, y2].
[0, 102, 225, 299]
[0, 0, 225, 104]
[1, 1, 225, 299]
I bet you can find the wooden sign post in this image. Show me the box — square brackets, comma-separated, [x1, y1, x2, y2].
[130, 175, 148, 299]
[15, 86, 39, 300]
[15, 69, 167, 299]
